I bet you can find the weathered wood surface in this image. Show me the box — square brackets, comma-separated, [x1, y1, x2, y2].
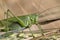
[31, 30, 60, 40]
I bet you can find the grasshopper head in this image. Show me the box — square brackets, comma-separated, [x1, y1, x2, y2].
[29, 14, 39, 24]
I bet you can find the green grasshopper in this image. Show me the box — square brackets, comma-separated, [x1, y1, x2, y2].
[0, 9, 44, 38]
[0, 6, 60, 38]
[0, 9, 38, 31]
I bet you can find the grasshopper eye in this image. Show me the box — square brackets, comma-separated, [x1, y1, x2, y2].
[31, 18, 34, 21]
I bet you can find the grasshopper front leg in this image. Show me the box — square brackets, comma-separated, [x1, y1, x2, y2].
[28, 25, 35, 38]
[36, 24, 44, 36]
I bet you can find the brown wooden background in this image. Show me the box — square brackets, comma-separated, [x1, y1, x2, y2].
[0, 0, 60, 31]
[0, 0, 60, 19]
